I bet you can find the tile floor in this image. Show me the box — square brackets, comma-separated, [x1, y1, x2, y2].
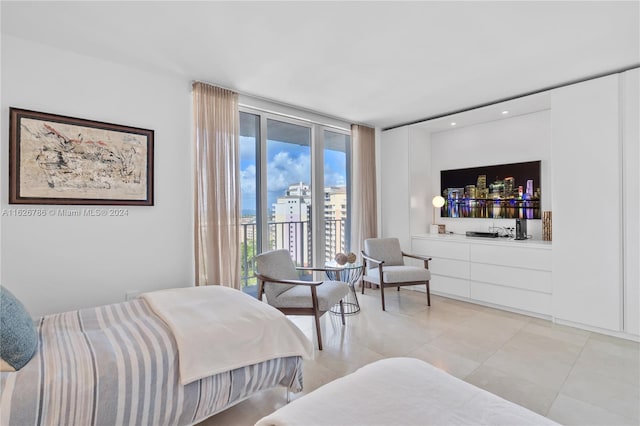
[202, 289, 640, 426]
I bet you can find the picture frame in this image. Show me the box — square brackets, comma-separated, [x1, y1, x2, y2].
[9, 108, 154, 205]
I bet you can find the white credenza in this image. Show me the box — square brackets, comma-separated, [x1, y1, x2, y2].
[411, 234, 552, 317]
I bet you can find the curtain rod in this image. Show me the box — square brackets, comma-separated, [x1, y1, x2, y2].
[383, 63, 640, 131]
[191, 79, 365, 129]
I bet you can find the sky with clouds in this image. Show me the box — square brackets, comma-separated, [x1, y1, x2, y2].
[240, 137, 347, 215]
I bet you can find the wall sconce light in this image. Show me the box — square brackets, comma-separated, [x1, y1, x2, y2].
[430, 196, 446, 234]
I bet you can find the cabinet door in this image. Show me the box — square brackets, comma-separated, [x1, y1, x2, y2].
[470, 244, 551, 271]
[431, 276, 470, 298]
[470, 282, 552, 316]
[551, 75, 622, 331]
[412, 239, 469, 261]
[622, 69, 639, 336]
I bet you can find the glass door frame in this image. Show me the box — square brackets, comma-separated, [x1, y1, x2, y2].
[239, 105, 351, 271]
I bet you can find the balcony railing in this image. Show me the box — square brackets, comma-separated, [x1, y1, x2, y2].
[240, 219, 346, 288]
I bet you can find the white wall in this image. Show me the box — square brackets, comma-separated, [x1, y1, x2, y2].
[430, 110, 552, 239]
[1, 36, 194, 317]
[379, 126, 411, 249]
[408, 127, 431, 236]
[550, 74, 622, 332]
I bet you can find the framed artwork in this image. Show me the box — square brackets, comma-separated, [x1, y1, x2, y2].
[9, 108, 154, 205]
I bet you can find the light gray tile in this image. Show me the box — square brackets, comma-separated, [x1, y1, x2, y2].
[200, 387, 286, 426]
[574, 336, 640, 386]
[561, 362, 640, 420]
[589, 332, 640, 351]
[360, 286, 431, 315]
[483, 330, 583, 389]
[200, 298, 640, 425]
[464, 364, 559, 416]
[409, 300, 481, 329]
[437, 295, 487, 312]
[524, 318, 591, 347]
[428, 321, 520, 363]
[547, 393, 638, 426]
[297, 360, 342, 394]
[406, 343, 481, 379]
[313, 339, 385, 376]
[456, 310, 530, 335]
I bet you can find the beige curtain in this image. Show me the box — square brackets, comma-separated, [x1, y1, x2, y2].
[193, 82, 240, 288]
[350, 124, 378, 258]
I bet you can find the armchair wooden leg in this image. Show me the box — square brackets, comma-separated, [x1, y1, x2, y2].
[397, 286, 400, 291]
[426, 281, 431, 306]
[361, 280, 365, 295]
[314, 312, 323, 351]
[339, 300, 345, 325]
[381, 285, 386, 311]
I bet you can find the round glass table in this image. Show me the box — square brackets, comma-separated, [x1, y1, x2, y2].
[325, 262, 363, 315]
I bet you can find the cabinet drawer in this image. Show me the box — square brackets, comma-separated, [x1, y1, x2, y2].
[430, 275, 470, 298]
[470, 281, 552, 315]
[412, 239, 469, 261]
[431, 258, 470, 280]
[470, 263, 552, 293]
[470, 244, 551, 270]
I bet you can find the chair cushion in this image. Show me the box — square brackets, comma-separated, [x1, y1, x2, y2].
[273, 281, 349, 312]
[365, 265, 431, 285]
[0, 286, 38, 371]
[364, 238, 404, 275]
[256, 249, 300, 299]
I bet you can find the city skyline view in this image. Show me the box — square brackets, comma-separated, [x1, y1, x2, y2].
[238, 114, 351, 280]
[440, 161, 541, 219]
[240, 136, 348, 216]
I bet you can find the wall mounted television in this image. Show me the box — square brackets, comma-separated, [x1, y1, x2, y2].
[440, 160, 541, 219]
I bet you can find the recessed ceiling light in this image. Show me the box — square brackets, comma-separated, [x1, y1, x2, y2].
[450, 122, 457, 126]
[502, 110, 509, 115]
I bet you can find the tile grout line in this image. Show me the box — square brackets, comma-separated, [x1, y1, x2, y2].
[544, 330, 593, 417]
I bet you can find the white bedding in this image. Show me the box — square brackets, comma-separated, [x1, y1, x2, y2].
[141, 286, 314, 385]
[255, 357, 559, 426]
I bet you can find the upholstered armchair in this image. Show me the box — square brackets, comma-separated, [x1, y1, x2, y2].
[254, 249, 349, 350]
[361, 238, 432, 311]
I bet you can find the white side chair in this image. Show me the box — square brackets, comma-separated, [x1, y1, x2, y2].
[255, 249, 349, 350]
[361, 238, 432, 311]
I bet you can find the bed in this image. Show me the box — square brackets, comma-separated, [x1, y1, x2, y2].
[255, 357, 559, 426]
[0, 285, 314, 426]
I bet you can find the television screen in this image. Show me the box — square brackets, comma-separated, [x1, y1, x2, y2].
[440, 160, 541, 219]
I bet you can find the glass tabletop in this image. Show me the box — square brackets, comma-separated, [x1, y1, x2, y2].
[325, 261, 363, 270]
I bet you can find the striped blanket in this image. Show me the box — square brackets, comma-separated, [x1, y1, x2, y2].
[0, 298, 303, 426]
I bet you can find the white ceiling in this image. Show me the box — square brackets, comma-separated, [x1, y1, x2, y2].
[1, 1, 638, 129]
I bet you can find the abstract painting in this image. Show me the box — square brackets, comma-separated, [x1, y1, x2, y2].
[9, 108, 153, 205]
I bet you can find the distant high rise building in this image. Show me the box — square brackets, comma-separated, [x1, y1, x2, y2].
[465, 185, 476, 198]
[526, 179, 534, 198]
[271, 182, 349, 265]
[489, 180, 504, 199]
[504, 177, 515, 198]
[448, 188, 464, 199]
[286, 182, 311, 197]
[324, 186, 347, 261]
[477, 175, 487, 198]
[272, 183, 312, 264]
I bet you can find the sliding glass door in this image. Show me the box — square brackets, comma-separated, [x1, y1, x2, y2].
[239, 112, 260, 287]
[239, 109, 350, 290]
[266, 119, 312, 267]
[323, 130, 350, 263]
